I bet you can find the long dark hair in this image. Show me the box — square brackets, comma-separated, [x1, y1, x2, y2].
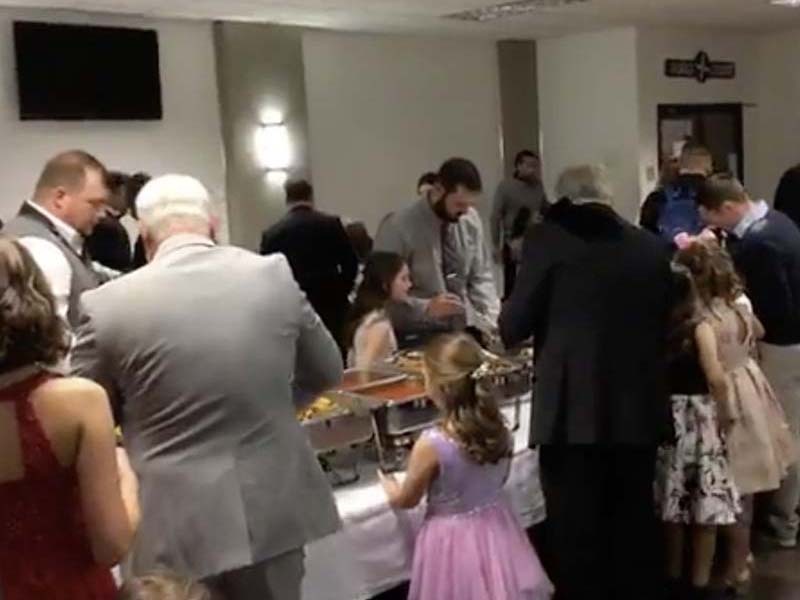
[775, 164, 800, 227]
[424, 334, 511, 465]
[0, 238, 68, 372]
[126, 172, 152, 219]
[345, 252, 405, 349]
[667, 263, 701, 358]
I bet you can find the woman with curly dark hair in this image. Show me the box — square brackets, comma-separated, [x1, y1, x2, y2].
[0, 237, 139, 600]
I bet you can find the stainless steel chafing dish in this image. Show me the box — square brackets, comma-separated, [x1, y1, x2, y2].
[317, 372, 435, 472]
[299, 347, 534, 480]
[298, 368, 416, 482]
[386, 346, 533, 424]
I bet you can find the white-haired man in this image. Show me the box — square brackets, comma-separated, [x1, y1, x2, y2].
[500, 165, 673, 599]
[71, 175, 342, 599]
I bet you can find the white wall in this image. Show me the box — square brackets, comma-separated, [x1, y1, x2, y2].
[538, 28, 641, 220]
[636, 29, 760, 201]
[753, 29, 800, 205]
[302, 31, 503, 232]
[215, 23, 309, 250]
[0, 8, 226, 236]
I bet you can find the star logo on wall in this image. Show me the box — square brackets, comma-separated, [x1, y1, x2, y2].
[693, 51, 712, 83]
[665, 51, 736, 83]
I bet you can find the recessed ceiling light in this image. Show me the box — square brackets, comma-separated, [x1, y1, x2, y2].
[445, 0, 589, 22]
[771, 0, 800, 6]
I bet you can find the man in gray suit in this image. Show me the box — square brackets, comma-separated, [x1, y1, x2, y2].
[71, 174, 342, 600]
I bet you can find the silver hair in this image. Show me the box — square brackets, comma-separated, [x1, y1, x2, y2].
[555, 165, 613, 205]
[136, 175, 213, 240]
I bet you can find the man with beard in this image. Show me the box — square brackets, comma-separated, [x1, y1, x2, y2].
[491, 150, 549, 298]
[374, 158, 498, 344]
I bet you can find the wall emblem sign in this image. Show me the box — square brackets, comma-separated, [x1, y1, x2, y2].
[665, 51, 736, 83]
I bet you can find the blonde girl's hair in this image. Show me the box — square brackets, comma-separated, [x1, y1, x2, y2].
[674, 240, 743, 306]
[423, 334, 511, 465]
[117, 572, 212, 600]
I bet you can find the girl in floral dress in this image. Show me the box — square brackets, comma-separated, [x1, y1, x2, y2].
[656, 264, 741, 600]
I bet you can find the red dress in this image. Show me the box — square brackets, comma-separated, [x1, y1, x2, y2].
[0, 372, 117, 599]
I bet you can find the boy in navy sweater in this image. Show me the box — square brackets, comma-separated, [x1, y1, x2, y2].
[698, 173, 800, 548]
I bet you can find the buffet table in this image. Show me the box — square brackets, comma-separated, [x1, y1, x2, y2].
[301, 399, 545, 600]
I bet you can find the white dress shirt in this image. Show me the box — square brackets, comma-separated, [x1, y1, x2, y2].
[15, 202, 120, 327]
[732, 200, 769, 239]
[16, 202, 82, 324]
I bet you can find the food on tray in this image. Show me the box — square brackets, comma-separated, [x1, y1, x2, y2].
[366, 379, 428, 403]
[388, 350, 425, 375]
[340, 369, 399, 391]
[297, 395, 341, 421]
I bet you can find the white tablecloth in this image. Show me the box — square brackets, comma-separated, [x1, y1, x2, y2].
[302, 400, 545, 600]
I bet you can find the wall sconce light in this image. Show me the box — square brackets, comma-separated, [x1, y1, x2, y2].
[255, 122, 292, 171]
[256, 108, 293, 187]
[266, 170, 289, 187]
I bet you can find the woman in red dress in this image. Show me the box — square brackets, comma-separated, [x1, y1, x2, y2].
[0, 237, 139, 599]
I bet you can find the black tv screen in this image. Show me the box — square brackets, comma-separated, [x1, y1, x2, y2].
[14, 21, 163, 121]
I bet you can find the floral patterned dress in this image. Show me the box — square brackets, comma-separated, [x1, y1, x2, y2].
[655, 334, 741, 525]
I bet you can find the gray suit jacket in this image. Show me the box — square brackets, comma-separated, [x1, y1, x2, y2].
[71, 234, 342, 579]
[374, 198, 499, 330]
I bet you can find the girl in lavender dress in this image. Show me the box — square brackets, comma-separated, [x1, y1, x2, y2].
[379, 334, 553, 600]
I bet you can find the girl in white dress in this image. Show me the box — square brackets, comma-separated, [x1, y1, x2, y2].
[345, 252, 411, 369]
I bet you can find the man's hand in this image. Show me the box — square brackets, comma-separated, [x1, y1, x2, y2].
[426, 293, 464, 319]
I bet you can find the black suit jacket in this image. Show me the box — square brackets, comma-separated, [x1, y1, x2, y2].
[86, 218, 132, 272]
[260, 205, 358, 343]
[500, 200, 672, 446]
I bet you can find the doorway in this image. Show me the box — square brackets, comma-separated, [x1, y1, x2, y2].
[658, 103, 744, 181]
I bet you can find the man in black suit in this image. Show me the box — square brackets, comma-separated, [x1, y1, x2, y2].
[500, 165, 672, 600]
[260, 179, 358, 354]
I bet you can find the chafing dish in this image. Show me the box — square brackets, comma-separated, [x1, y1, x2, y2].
[297, 368, 404, 485]
[328, 375, 440, 472]
[298, 395, 374, 487]
[299, 353, 533, 478]
[298, 368, 405, 450]
[478, 348, 533, 404]
[386, 346, 532, 428]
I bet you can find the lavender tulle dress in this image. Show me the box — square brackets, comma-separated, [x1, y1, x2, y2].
[409, 429, 553, 600]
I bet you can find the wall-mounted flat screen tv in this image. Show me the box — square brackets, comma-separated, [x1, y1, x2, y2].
[14, 21, 163, 121]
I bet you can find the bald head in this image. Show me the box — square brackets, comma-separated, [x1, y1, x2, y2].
[32, 150, 110, 236]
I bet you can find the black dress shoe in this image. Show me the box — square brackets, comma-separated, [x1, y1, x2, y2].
[689, 585, 736, 600]
[665, 578, 686, 600]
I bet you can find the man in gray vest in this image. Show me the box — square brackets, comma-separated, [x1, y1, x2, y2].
[4, 150, 110, 330]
